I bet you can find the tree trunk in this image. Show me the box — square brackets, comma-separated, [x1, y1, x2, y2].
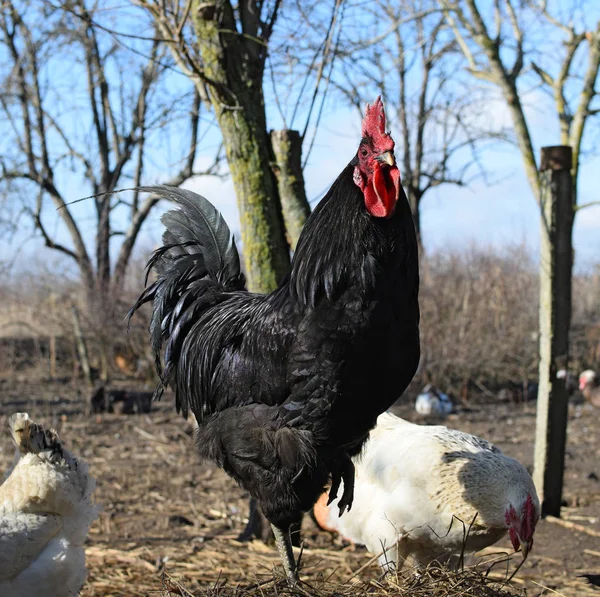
[533, 146, 574, 517]
[270, 130, 311, 251]
[192, 1, 290, 293]
[406, 185, 423, 254]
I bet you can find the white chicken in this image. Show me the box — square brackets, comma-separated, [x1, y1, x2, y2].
[313, 412, 539, 571]
[415, 384, 453, 418]
[579, 370, 600, 407]
[0, 413, 98, 596]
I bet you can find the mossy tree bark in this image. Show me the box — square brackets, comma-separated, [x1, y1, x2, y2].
[270, 130, 311, 251]
[192, 0, 290, 292]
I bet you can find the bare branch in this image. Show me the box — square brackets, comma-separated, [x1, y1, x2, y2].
[439, 2, 494, 82]
[133, 0, 230, 104]
[263, 0, 282, 42]
[575, 200, 600, 211]
[30, 191, 79, 262]
[531, 62, 555, 87]
[505, 0, 524, 81]
[302, 0, 346, 167]
[335, 7, 444, 53]
[442, 0, 540, 198]
[44, 111, 96, 185]
[527, 0, 573, 34]
[109, 39, 162, 190]
[301, 0, 343, 142]
[176, 0, 193, 38]
[569, 24, 600, 179]
[112, 88, 205, 294]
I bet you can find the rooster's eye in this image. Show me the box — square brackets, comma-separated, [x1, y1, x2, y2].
[360, 148, 369, 158]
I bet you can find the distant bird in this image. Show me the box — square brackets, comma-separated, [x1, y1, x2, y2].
[415, 384, 453, 418]
[579, 370, 600, 407]
[129, 97, 420, 583]
[557, 369, 577, 395]
[313, 412, 540, 571]
[90, 385, 153, 414]
[0, 413, 98, 597]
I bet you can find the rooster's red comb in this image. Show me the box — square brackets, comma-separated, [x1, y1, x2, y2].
[361, 96, 394, 152]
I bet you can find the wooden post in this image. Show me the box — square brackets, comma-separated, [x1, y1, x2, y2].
[533, 146, 574, 518]
[71, 305, 93, 387]
[49, 292, 56, 379]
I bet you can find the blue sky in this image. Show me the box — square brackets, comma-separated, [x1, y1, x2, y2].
[1, 0, 599, 280]
[3, 94, 599, 278]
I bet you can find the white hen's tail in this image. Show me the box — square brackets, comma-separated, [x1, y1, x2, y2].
[9, 413, 62, 457]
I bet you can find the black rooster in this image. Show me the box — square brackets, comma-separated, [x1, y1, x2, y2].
[129, 98, 420, 583]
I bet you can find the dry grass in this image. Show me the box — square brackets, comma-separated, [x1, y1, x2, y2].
[82, 536, 529, 597]
[1, 380, 599, 597]
[158, 563, 527, 597]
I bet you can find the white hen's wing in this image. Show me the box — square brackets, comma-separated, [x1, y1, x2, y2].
[327, 416, 446, 555]
[0, 513, 62, 580]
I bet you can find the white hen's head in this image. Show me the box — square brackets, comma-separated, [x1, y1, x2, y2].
[504, 492, 540, 558]
[439, 435, 541, 559]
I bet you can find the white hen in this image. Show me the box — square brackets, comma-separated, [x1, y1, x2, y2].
[313, 412, 539, 571]
[0, 413, 98, 597]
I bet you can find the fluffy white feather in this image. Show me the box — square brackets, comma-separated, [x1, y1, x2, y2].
[314, 412, 539, 570]
[0, 413, 98, 596]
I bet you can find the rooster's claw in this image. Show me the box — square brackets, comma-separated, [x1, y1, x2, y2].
[330, 454, 354, 516]
[327, 471, 342, 506]
[337, 459, 354, 515]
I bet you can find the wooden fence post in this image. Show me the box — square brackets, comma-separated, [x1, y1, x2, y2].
[71, 305, 93, 387]
[533, 146, 574, 517]
[49, 292, 56, 379]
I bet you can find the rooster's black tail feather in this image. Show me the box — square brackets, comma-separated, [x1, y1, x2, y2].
[127, 186, 246, 407]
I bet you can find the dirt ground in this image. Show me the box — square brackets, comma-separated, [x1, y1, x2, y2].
[0, 377, 598, 596]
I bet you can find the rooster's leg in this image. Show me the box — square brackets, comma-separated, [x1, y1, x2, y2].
[238, 498, 273, 543]
[271, 523, 298, 586]
[337, 455, 355, 516]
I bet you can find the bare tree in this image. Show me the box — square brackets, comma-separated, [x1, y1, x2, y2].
[135, 0, 292, 291]
[0, 0, 213, 376]
[439, 0, 600, 200]
[135, 0, 354, 286]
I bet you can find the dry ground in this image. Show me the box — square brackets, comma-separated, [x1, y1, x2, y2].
[0, 377, 598, 596]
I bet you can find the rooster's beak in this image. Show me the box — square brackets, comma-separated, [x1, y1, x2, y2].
[376, 151, 395, 167]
